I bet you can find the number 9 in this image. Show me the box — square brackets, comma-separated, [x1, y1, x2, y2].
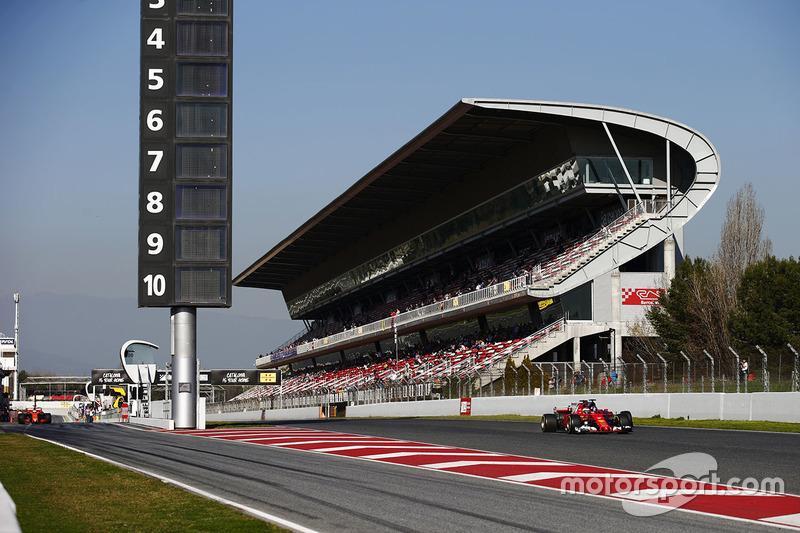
[147, 233, 164, 255]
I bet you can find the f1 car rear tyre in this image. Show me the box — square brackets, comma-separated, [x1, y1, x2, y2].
[567, 414, 582, 434]
[618, 410, 633, 432]
[42, 413, 52, 424]
[541, 413, 557, 432]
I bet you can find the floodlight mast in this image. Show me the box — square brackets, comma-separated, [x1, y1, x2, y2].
[13, 293, 19, 401]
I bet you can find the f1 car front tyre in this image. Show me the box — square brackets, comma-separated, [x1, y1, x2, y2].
[541, 413, 558, 433]
[567, 414, 582, 434]
[618, 411, 633, 432]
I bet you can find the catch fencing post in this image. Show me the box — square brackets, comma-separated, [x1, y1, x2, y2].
[729, 346, 741, 393]
[703, 350, 715, 393]
[656, 353, 668, 393]
[756, 345, 770, 392]
[789, 343, 799, 392]
[680, 351, 691, 393]
[634, 354, 647, 393]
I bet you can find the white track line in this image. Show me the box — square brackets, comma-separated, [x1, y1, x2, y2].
[25, 434, 322, 533]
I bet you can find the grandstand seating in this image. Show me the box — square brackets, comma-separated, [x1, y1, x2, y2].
[236, 321, 563, 401]
[261, 202, 647, 365]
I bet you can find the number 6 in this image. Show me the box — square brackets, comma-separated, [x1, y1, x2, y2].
[147, 109, 163, 131]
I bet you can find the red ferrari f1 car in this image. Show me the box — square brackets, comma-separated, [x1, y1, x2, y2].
[541, 399, 632, 434]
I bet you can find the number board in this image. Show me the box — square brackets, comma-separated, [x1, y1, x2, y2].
[139, 0, 232, 307]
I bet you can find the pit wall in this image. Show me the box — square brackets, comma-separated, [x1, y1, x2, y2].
[206, 392, 800, 424]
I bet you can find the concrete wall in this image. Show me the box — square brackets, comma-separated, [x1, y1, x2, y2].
[205, 392, 800, 424]
[129, 416, 174, 430]
[207, 406, 321, 423]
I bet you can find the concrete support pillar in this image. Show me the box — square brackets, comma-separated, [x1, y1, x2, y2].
[573, 336, 581, 372]
[611, 268, 622, 369]
[664, 235, 676, 281]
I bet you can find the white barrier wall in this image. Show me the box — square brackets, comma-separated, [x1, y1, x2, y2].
[207, 392, 800, 424]
[207, 406, 321, 423]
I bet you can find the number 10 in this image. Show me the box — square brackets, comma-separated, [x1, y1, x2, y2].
[143, 274, 166, 296]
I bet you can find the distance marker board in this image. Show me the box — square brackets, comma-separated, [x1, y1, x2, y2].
[139, 0, 232, 307]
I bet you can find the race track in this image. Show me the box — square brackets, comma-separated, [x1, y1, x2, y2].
[3, 418, 798, 532]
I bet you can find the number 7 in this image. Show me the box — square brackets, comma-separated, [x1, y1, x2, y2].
[147, 150, 163, 172]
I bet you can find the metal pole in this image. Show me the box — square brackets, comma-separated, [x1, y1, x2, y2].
[656, 353, 668, 393]
[171, 307, 197, 429]
[603, 122, 643, 204]
[755, 345, 770, 392]
[634, 354, 647, 393]
[789, 344, 799, 393]
[703, 350, 715, 393]
[12, 293, 20, 401]
[680, 351, 691, 393]
[728, 346, 741, 393]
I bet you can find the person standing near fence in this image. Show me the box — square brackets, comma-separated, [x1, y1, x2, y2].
[740, 358, 749, 382]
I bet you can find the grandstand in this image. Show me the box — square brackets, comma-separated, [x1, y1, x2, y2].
[234, 99, 719, 398]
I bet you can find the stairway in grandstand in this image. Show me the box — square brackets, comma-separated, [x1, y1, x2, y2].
[469, 319, 612, 391]
[528, 203, 658, 289]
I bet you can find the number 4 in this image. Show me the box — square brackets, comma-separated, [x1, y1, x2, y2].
[147, 27, 165, 50]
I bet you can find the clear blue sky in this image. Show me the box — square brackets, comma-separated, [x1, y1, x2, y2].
[1, 1, 798, 366]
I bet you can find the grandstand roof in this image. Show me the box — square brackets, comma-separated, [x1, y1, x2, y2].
[235, 99, 582, 291]
[235, 98, 719, 303]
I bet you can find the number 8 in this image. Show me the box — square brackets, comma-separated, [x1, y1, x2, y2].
[146, 191, 163, 213]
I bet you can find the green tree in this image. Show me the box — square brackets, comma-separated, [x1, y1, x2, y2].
[647, 257, 709, 353]
[729, 256, 800, 348]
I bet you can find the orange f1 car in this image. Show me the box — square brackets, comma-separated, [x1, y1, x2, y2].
[18, 406, 52, 424]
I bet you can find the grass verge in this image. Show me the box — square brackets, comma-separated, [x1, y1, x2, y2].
[0, 434, 289, 533]
[632, 416, 800, 432]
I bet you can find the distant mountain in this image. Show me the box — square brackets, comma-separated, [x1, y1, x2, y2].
[0, 292, 299, 375]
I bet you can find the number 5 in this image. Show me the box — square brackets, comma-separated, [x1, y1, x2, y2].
[148, 68, 164, 90]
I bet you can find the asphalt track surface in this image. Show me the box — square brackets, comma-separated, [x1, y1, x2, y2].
[3, 418, 799, 532]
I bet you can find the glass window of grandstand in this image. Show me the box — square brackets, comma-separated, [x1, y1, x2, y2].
[560, 283, 592, 321]
[486, 306, 532, 332]
[378, 332, 420, 357]
[424, 318, 481, 346]
[577, 156, 653, 185]
[539, 298, 564, 325]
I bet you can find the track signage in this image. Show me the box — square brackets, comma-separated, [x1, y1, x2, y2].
[153, 369, 281, 386]
[91, 369, 135, 386]
[208, 370, 281, 385]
